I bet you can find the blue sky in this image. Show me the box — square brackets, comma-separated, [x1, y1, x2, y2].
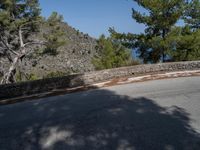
[39, 0, 146, 38]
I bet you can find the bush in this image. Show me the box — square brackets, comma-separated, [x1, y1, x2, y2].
[92, 35, 139, 70]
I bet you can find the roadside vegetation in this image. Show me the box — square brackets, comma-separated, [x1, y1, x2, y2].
[92, 35, 140, 70]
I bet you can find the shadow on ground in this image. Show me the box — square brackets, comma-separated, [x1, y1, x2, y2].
[0, 89, 200, 150]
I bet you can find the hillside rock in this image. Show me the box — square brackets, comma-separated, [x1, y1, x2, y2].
[0, 22, 97, 79]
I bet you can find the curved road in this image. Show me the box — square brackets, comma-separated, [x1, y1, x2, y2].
[0, 76, 200, 150]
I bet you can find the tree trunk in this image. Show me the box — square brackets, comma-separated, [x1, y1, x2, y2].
[1, 26, 27, 84]
[1, 56, 20, 84]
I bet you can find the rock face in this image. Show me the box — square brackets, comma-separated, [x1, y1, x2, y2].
[0, 22, 97, 79]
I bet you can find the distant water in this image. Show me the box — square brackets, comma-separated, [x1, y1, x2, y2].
[132, 49, 141, 61]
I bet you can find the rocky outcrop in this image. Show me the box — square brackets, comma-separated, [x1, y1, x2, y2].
[0, 22, 97, 79]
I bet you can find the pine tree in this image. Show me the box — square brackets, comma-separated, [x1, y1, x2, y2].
[92, 35, 132, 70]
[0, 1, 65, 84]
[167, 26, 200, 61]
[167, 0, 200, 61]
[42, 12, 66, 56]
[110, 0, 185, 63]
[0, 0, 41, 83]
[184, 0, 200, 30]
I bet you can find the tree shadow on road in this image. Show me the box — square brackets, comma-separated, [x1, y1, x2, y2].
[0, 89, 200, 150]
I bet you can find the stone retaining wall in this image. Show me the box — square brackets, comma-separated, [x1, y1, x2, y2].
[83, 61, 200, 84]
[1, 61, 200, 100]
[0, 74, 83, 100]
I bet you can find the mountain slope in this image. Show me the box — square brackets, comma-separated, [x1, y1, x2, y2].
[1, 22, 97, 79]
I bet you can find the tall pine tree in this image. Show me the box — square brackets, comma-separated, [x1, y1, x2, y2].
[110, 0, 185, 63]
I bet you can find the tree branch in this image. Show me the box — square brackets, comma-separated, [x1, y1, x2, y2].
[19, 27, 25, 48]
[9, 48, 20, 56]
[19, 20, 41, 29]
[0, 47, 6, 51]
[0, 35, 10, 51]
[0, 34, 19, 56]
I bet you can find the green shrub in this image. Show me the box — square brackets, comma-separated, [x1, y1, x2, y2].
[16, 71, 22, 82]
[26, 73, 38, 81]
[92, 35, 139, 70]
[15, 71, 39, 82]
[44, 71, 69, 79]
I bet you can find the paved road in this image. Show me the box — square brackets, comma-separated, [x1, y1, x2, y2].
[1, 77, 200, 150]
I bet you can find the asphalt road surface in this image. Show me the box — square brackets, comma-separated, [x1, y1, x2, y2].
[1, 76, 200, 150]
